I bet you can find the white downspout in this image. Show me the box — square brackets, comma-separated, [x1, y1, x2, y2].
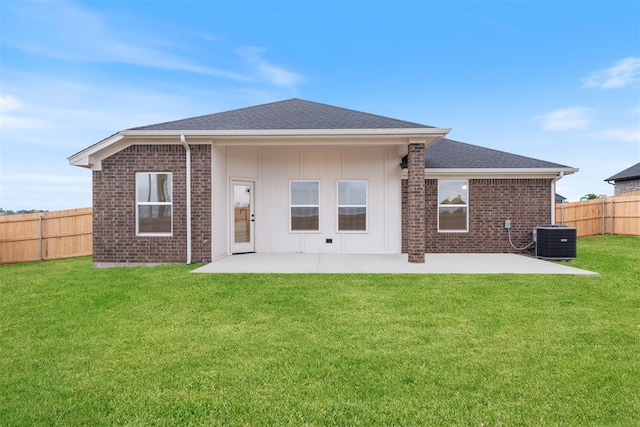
[551, 171, 564, 225]
[180, 135, 192, 264]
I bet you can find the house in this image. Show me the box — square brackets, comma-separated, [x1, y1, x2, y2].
[555, 193, 567, 203]
[68, 99, 577, 267]
[605, 162, 640, 194]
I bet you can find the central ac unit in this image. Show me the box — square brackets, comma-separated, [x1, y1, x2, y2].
[534, 225, 577, 260]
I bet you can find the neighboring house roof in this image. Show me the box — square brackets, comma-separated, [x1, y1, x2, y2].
[555, 193, 567, 203]
[130, 98, 434, 131]
[400, 138, 573, 170]
[605, 162, 640, 182]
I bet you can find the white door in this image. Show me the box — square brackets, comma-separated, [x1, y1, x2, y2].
[231, 180, 255, 253]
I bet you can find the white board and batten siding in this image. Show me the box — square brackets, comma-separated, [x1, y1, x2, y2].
[212, 146, 402, 257]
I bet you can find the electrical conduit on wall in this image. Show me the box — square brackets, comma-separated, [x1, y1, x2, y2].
[551, 171, 564, 225]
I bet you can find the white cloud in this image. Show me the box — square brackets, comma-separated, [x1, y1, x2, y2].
[238, 46, 303, 87]
[0, 94, 23, 113]
[595, 127, 640, 143]
[2, 0, 249, 81]
[0, 94, 50, 130]
[582, 57, 640, 89]
[536, 107, 591, 131]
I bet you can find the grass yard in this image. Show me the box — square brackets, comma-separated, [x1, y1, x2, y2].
[1, 236, 638, 426]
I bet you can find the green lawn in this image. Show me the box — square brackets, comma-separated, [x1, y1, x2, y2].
[1, 236, 638, 426]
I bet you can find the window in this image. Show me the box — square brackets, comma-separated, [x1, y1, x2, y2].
[290, 181, 320, 232]
[136, 172, 172, 235]
[438, 180, 468, 232]
[337, 180, 367, 232]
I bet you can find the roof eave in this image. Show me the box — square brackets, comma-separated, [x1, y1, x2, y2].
[119, 128, 451, 138]
[68, 128, 451, 170]
[67, 133, 125, 169]
[401, 167, 579, 178]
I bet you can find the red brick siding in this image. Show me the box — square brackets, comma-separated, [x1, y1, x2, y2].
[93, 144, 211, 264]
[406, 143, 426, 262]
[402, 178, 552, 253]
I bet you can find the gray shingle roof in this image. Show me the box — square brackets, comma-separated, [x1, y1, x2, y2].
[605, 162, 640, 182]
[70, 98, 575, 173]
[130, 98, 433, 131]
[401, 138, 573, 169]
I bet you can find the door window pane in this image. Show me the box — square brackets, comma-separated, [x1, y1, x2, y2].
[233, 184, 251, 243]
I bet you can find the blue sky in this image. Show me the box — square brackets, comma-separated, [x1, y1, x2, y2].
[1, 0, 639, 211]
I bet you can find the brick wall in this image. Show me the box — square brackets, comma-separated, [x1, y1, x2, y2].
[614, 179, 640, 195]
[402, 178, 553, 253]
[406, 143, 426, 262]
[93, 144, 211, 265]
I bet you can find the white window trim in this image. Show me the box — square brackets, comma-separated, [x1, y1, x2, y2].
[336, 180, 368, 233]
[289, 180, 321, 233]
[136, 172, 173, 236]
[437, 179, 469, 233]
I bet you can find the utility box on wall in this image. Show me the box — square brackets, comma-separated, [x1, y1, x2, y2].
[534, 225, 577, 260]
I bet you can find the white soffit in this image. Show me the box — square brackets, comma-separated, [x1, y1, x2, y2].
[68, 128, 451, 170]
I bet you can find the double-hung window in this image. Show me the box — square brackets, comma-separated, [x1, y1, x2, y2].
[290, 181, 320, 232]
[438, 180, 468, 232]
[136, 172, 172, 235]
[337, 180, 367, 232]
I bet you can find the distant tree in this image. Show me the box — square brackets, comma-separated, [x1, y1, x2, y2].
[16, 209, 48, 214]
[583, 193, 607, 200]
[0, 208, 47, 216]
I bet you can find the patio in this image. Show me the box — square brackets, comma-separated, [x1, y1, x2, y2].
[192, 253, 598, 275]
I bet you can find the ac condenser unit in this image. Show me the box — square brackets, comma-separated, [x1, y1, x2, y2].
[534, 225, 577, 260]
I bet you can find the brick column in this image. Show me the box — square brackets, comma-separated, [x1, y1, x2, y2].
[407, 142, 426, 263]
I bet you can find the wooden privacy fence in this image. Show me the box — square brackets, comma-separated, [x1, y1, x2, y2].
[0, 208, 92, 265]
[556, 192, 640, 237]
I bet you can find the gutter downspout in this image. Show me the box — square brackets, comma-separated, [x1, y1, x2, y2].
[180, 135, 192, 264]
[550, 171, 564, 225]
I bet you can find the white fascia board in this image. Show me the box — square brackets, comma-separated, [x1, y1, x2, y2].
[119, 128, 451, 138]
[68, 128, 452, 169]
[67, 133, 125, 169]
[401, 167, 579, 179]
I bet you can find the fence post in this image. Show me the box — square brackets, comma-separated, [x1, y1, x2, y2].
[601, 198, 605, 235]
[39, 214, 43, 261]
[610, 198, 614, 235]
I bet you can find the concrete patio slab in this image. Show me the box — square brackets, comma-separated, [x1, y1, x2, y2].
[192, 253, 598, 275]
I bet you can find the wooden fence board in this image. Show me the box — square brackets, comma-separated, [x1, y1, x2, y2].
[556, 192, 640, 237]
[1, 195, 636, 265]
[0, 208, 92, 264]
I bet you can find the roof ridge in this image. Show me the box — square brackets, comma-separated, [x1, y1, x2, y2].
[127, 98, 302, 131]
[288, 98, 432, 128]
[128, 98, 433, 131]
